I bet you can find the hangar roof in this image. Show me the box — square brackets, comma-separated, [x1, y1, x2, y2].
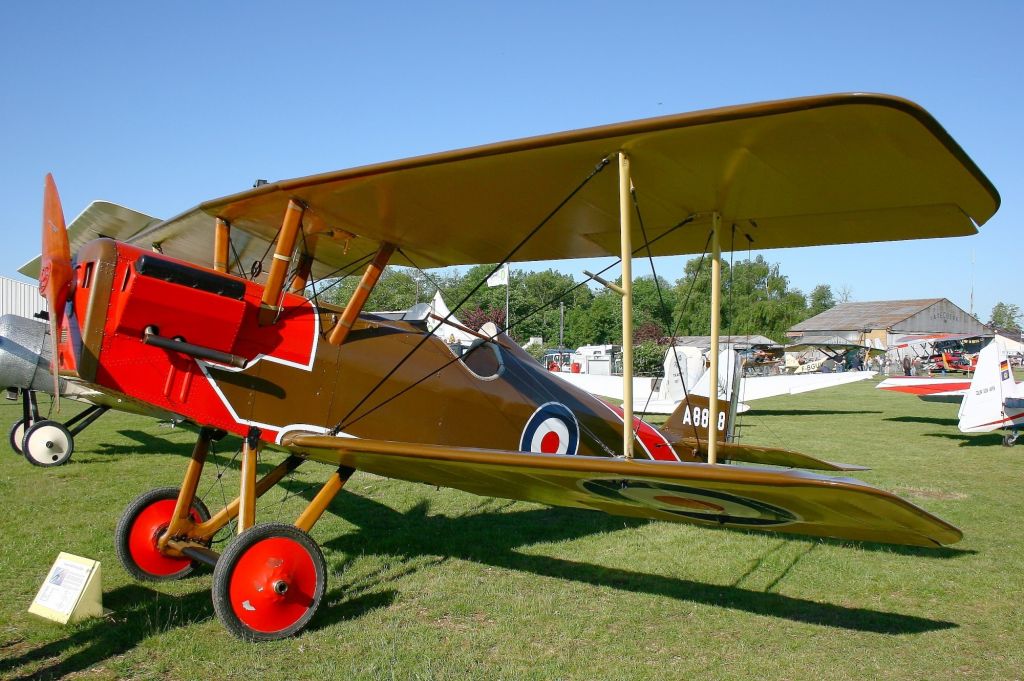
[790, 299, 944, 332]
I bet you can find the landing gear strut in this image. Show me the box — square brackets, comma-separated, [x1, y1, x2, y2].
[8, 389, 40, 455]
[116, 427, 353, 641]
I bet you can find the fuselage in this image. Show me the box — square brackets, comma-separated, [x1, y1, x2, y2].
[58, 238, 685, 462]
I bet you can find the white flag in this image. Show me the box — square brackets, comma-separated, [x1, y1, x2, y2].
[486, 263, 509, 287]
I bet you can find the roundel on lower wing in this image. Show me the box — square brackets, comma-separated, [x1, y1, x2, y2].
[580, 478, 798, 527]
[520, 402, 580, 455]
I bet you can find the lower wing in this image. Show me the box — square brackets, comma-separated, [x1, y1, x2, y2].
[283, 434, 960, 548]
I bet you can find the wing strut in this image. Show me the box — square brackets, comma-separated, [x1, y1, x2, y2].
[708, 212, 722, 465]
[259, 199, 306, 325]
[618, 152, 635, 458]
[289, 237, 317, 293]
[214, 218, 230, 273]
[327, 242, 396, 346]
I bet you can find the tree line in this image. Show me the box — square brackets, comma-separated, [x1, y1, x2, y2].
[318, 254, 840, 348]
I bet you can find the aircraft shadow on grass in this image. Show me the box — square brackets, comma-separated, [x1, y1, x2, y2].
[0, 583, 396, 680]
[923, 432, 1005, 447]
[744, 409, 883, 417]
[83, 429, 197, 460]
[307, 484, 960, 635]
[885, 416, 959, 427]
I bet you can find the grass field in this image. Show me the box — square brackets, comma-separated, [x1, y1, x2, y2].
[1, 378, 1022, 680]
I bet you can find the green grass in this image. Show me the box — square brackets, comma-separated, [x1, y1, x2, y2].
[1, 379, 1022, 680]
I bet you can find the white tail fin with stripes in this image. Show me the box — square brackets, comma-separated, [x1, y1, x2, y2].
[958, 343, 1016, 432]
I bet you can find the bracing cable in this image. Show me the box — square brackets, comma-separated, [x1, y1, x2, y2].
[334, 212, 699, 434]
[330, 155, 613, 433]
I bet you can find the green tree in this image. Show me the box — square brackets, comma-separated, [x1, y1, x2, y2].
[671, 255, 810, 341]
[321, 267, 423, 311]
[633, 341, 665, 376]
[808, 284, 836, 316]
[565, 287, 619, 347]
[990, 302, 1022, 331]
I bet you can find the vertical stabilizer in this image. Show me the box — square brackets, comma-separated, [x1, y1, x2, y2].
[661, 349, 741, 442]
[958, 343, 1014, 432]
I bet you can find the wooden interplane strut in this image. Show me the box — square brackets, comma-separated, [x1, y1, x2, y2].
[213, 218, 230, 273]
[328, 242, 396, 346]
[259, 199, 306, 325]
[618, 152, 634, 459]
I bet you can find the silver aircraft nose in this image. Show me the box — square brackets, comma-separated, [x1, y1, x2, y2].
[0, 314, 64, 394]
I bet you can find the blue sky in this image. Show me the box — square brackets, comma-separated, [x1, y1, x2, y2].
[1, 2, 1020, 319]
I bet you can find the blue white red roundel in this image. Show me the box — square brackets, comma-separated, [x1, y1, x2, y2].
[520, 402, 580, 455]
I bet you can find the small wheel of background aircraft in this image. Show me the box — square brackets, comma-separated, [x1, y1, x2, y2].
[0, 362, 111, 464]
[11, 93, 999, 639]
[6, 388, 41, 455]
[9, 418, 29, 455]
[22, 419, 74, 466]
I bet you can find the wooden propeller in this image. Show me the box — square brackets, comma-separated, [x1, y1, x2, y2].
[40, 173, 72, 411]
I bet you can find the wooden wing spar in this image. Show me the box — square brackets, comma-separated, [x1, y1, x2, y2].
[128, 93, 999, 274]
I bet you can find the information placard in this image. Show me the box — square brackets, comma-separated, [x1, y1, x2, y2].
[29, 552, 103, 624]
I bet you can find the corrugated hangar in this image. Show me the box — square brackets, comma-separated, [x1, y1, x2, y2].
[787, 298, 986, 348]
[0, 275, 46, 319]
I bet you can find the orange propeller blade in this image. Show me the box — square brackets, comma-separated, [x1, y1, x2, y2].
[40, 173, 72, 411]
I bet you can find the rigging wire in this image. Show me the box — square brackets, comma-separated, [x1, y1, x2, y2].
[629, 186, 702, 445]
[334, 212, 699, 433]
[399, 248, 454, 303]
[227, 236, 249, 280]
[654, 230, 714, 446]
[330, 155, 614, 434]
[734, 228, 752, 442]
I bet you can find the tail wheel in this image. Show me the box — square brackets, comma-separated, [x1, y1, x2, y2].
[22, 419, 73, 466]
[9, 418, 29, 455]
[115, 487, 211, 582]
[212, 523, 327, 642]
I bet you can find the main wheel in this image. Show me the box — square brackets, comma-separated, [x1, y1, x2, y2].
[115, 487, 211, 582]
[9, 418, 30, 455]
[22, 419, 73, 466]
[1003, 433, 1017, 447]
[212, 523, 327, 642]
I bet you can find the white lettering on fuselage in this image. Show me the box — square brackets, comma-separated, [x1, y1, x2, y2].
[680, 406, 726, 431]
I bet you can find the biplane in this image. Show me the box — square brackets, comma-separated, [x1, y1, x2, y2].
[6, 93, 999, 641]
[783, 336, 884, 373]
[891, 332, 989, 374]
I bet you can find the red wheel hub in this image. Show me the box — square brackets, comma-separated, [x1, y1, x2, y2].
[229, 537, 318, 634]
[127, 499, 200, 577]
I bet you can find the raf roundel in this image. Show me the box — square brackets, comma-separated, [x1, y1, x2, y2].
[520, 402, 580, 455]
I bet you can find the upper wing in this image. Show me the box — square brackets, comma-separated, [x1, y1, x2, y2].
[19, 201, 160, 278]
[283, 433, 961, 548]
[129, 93, 998, 273]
